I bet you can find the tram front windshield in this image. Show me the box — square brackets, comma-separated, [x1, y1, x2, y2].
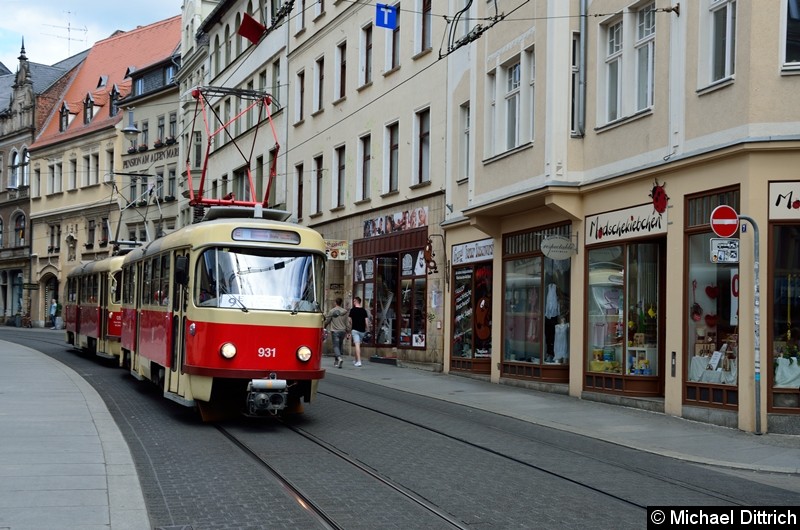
[196, 247, 324, 312]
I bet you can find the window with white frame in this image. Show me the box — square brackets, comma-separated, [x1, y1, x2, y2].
[91, 153, 99, 185]
[295, 0, 305, 32]
[335, 41, 346, 100]
[296, 163, 304, 219]
[82, 155, 90, 187]
[387, 3, 401, 70]
[785, 0, 800, 65]
[360, 24, 373, 85]
[358, 133, 371, 200]
[315, 0, 324, 18]
[296, 70, 305, 122]
[486, 71, 496, 155]
[8, 150, 18, 188]
[505, 61, 520, 150]
[571, 33, 581, 134]
[416, 0, 432, 54]
[83, 94, 94, 124]
[314, 154, 323, 213]
[414, 108, 430, 184]
[314, 56, 324, 113]
[272, 59, 281, 113]
[636, 3, 655, 111]
[710, 0, 736, 82]
[246, 80, 255, 129]
[386, 122, 399, 192]
[69, 159, 77, 190]
[527, 48, 535, 143]
[604, 19, 623, 122]
[334, 145, 345, 208]
[224, 25, 232, 68]
[459, 102, 470, 180]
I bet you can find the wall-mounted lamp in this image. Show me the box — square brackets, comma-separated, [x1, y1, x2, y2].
[121, 108, 140, 138]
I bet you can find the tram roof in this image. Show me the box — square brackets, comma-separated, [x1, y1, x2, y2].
[121, 212, 325, 265]
[67, 255, 126, 278]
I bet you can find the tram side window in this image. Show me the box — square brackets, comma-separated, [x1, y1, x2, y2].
[111, 271, 122, 305]
[160, 254, 170, 305]
[68, 277, 78, 303]
[143, 260, 152, 306]
[122, 266, 135, 305]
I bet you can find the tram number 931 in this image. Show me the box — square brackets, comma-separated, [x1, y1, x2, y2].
[258, 347, 277, 357]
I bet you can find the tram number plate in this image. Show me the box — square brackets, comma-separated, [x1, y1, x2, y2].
[258, 348, 277, 357]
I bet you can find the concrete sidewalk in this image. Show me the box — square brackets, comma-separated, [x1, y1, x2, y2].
[0, 339, 149, 530]
[329, 357, 800, 475]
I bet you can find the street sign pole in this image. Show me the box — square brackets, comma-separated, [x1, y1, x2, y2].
[739, 214, 761, 435]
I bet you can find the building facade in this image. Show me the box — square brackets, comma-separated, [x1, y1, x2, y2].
[0, 44, 84, 325]
[441, 0, 800, 434]
[28, 17, 181, 327]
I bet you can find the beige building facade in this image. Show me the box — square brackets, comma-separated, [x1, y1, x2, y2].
[441, 0, 800, 434]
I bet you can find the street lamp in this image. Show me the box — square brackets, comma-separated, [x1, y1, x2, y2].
[121, 108, 140, 138]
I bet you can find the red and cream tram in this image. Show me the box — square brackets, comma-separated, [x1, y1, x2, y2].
[65, 255, 125, 363]
[118, 208, 327, 419]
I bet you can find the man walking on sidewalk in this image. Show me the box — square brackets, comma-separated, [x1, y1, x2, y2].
[324, 297, 348, 368]
[346, 296, 370, 367]
[50, 299, 58, 329]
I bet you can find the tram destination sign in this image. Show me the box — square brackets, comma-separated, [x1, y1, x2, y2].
[710, 238, 739, 264]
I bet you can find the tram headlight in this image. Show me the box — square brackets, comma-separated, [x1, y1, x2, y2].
[296, 346, 312, 362]
[220, 342, 237, 359]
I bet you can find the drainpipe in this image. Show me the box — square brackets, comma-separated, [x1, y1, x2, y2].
[578, 0, 587, 136]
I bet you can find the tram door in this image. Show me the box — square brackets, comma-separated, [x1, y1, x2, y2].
[167, 251, 189, 396]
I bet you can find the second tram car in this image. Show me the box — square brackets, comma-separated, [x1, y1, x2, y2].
[120, 208, 327, 419]
[65, 255, 125, 363]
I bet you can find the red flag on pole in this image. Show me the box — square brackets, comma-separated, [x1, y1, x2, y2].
[238, 12, 266, 45]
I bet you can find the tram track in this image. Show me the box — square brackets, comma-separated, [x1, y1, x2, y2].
[217, 422, 471, 530]
[316, 387, 751, 510]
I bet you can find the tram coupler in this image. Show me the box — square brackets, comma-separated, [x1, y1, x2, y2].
[246, 378, 288, 415]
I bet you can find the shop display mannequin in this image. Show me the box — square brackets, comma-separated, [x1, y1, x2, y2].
[554, 317, 569, 362]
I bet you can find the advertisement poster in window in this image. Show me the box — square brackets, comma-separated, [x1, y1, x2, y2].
[474, 264, 492, 357]
[453, 268, 473, 358]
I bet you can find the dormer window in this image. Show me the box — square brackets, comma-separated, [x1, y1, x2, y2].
[83, 94, 94, 124]
[97, 75, 108, 88]
[135, 78, 145, 96]
[109, 85, 120, 117]
[59, 103, 70, 132]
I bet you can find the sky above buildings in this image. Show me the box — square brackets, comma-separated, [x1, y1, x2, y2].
[0, 0, 182, 71]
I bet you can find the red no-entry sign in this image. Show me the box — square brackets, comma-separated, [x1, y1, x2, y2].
[710, 205, 740, 238]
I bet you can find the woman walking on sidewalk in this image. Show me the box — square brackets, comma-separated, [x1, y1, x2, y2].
[323, 297, 348, 368]
[346, 296, 370, 367]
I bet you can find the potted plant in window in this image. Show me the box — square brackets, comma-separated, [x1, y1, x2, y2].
[98, 239, 108, 247]
[164, 195, 176, 202]
[137, 199, 148, 207]
[154, 138, 164, 148]
[165, 135, 177, 145]
[127, 146, 137, 154]
[138, 144, 149, 152]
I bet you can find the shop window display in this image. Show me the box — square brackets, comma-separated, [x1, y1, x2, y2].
[772, 225, 800, 409]
[503, 256, 570, 364]
[685, 232, 739, 386]
[586, 243, 660, 376]
[353, 251, 427, 350]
